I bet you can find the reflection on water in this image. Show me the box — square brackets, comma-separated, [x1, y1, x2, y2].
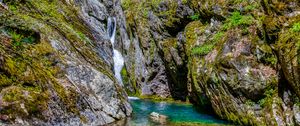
[110, 98, 229, 126]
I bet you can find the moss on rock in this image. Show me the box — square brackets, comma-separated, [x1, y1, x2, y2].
[0, 0, 114, 122]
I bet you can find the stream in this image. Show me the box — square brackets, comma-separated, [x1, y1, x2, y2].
[114, 97, 230, 126]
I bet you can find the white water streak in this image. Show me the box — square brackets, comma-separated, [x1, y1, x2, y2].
[108, 17, 124, 86]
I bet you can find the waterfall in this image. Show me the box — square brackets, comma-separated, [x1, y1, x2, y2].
[107, 17, 124, 86]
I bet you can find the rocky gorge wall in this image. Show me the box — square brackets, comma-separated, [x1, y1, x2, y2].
[0, 0, 131, 125]
[121, 0, 300, 125]
[0, 0, 300, 125]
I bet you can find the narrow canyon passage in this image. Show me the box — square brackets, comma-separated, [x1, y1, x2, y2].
[0, 0, 299, 126]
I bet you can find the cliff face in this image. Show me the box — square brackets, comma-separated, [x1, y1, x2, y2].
[0, 0, 131, 125]
[122, 0, 300, 125]
[1, 0, 300, 125]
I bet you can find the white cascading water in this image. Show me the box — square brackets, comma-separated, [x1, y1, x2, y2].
[128, 96, 140, 100]
[107, 17, 124, 86]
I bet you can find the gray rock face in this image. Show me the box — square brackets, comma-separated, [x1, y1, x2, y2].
[121, 0, 195, 99]
[49, 0, 132, 125]
[294, 105, 300, 124]
[122, 10, 172, 98]
[76, 0, 113, 67]
[51, 0, 133, 125]
[0, 0, 131, 125]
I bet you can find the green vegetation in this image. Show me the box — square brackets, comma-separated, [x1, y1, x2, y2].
[222, 12, 254, 31]
[121, 66, 141, 96]
[191, 32, 224, 56]
[122, 0, 162, 17]
[138, 95, 185, 103]
[0, 0, 110, 121]
[121, 67, 132, 93]
[232, 0, 244, 4]
[265, 56, 277, 66]
[212, 32, 225, 43]
[169, 122, 231, 126]
[122, 0, 162, 10]
[157, 1, 180, 27]
[5, 28, 37, 48]
[245, 100, 255, 106]
[258, 89, 276, 107]
[244, 4, 258, 11]
[184, 21, 204, 52]
[182, 0, 188, 4]
[189, 13, 200, 21]
[192, 44, 215, 56]
[122, 0, 299, 126]
[0, 27, 55, 120]
[121, 67, 130, 85]
[292, 22, 300, 32]
[122, 0, 179, 27]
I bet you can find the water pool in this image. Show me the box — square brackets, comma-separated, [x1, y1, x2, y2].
[121, 98, 230, 126]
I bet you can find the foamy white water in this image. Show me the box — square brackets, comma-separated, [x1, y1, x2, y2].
[107, 17, 124, 86]
[128, 97, 140, 100]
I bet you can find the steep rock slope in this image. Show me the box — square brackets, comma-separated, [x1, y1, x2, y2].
[121, 0, 300, 125]
[0, 0, 131, 125]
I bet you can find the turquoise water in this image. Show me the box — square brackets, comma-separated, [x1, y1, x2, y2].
[128, 98, 229, 126]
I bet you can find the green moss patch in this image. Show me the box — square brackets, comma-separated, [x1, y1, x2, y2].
[0, 29, 54, 119]
[192, 44, 215, 56]
[191, 32, 225, 56]
[222, 12, 255, 31]
[0, 25, 80, 121]
[291, 22, 300, 32]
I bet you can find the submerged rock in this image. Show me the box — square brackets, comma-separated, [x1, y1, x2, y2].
[149, 112, 168, 124]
